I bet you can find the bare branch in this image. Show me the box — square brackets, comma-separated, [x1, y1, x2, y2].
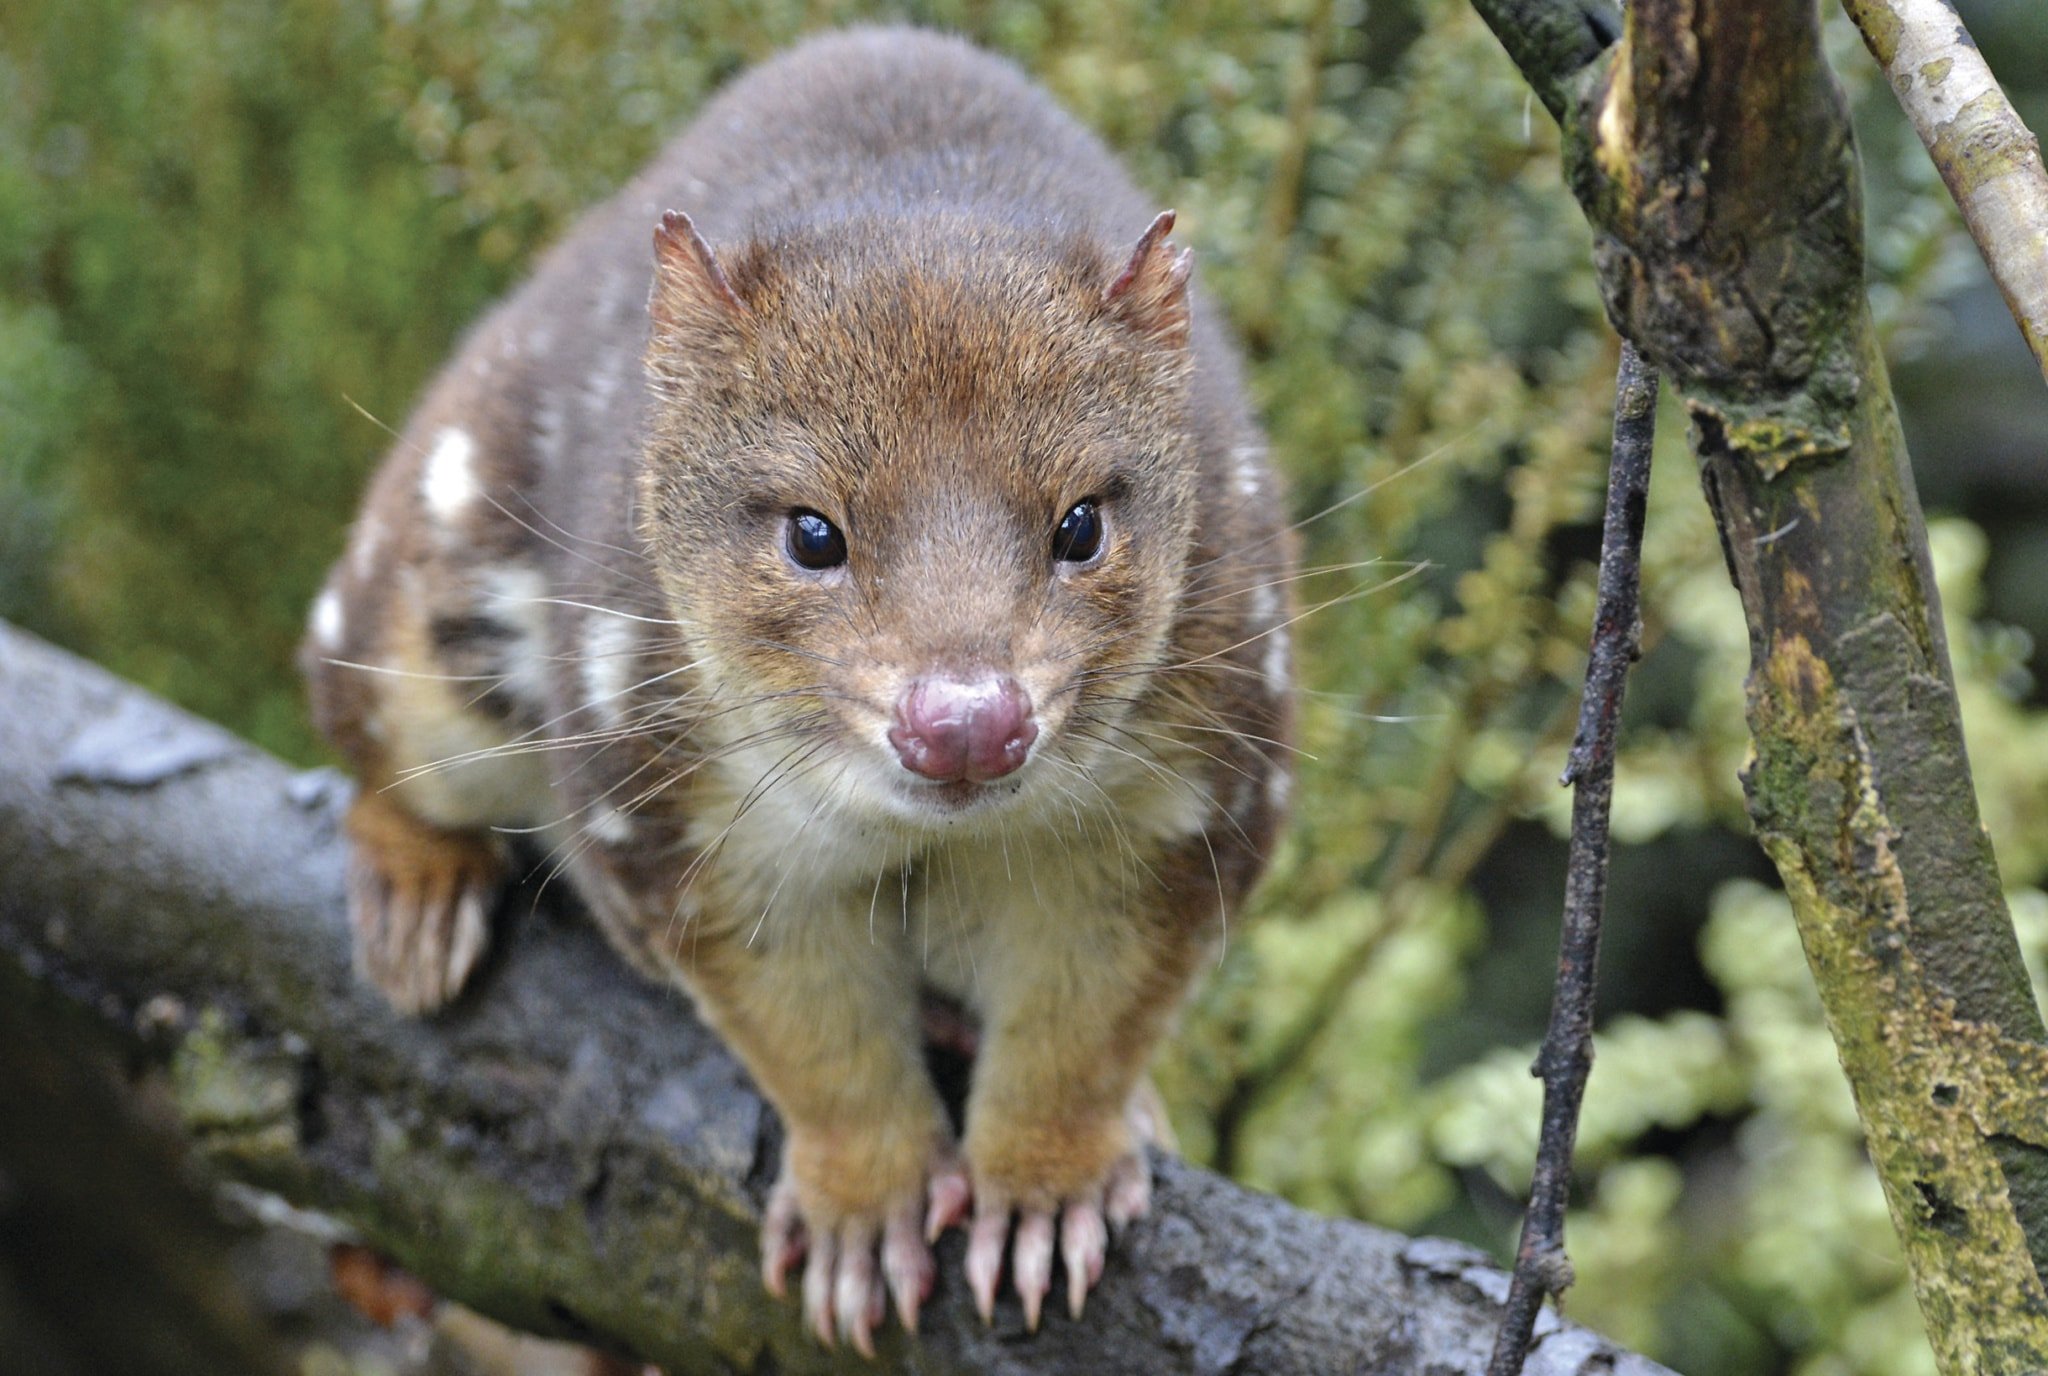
[1841, 0, 2048, 384]
[1489, 342, 1658, 1376]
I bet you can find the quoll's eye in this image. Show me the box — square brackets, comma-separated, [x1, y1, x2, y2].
[786, 509, 848, 571]
[1053, 500, 1105, 565]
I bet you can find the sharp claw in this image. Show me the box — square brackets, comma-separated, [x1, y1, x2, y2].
[1061, 1201, 1108, 1320]
[761, 1178, 805, 1298]
[926, 1164, 972, 1242]
[1105, 1154, 1151, 1231]
[883, 1207, 932, 1334]
[445, 886, 488, 999]
[763, 1242, 796, 1300]
[762, 1227, 802, 1299]
[803, 1234, 838, 1347]
[836, 1222, 879, 1358]
[967, 1210, 1009, 1324]
[841, 1285, 876, 1357]
[1014, 1210, 1055, 1332]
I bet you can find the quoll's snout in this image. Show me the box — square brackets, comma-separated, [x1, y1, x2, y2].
[889, 673, 1038, 783]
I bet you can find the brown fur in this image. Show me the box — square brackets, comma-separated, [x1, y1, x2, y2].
[302, 26, 1295, 1334]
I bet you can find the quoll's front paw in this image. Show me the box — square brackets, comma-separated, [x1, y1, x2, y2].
[963, 1082, 1172, 1329]
[344, 792, 503, 1015]
[761, 1132, 970, 1357]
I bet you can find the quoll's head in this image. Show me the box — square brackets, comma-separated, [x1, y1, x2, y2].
[637, 207, 1202, 826]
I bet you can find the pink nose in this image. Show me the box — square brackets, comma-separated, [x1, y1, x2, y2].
[888, 674, 1037, 783]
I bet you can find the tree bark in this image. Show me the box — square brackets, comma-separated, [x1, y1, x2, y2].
[1469, 0, 2048, 1366]
[1840, 0, 2048, 385]
[0, 623, 1672, 1375]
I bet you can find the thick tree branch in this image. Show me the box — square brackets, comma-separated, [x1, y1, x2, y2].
[1464, 0, 2048, 1363]
[0, 623, 1673, 1375]
[1841, 0, 2048, 384]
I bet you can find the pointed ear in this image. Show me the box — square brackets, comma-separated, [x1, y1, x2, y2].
[650, 210, 750, 334]
[1103, 210, 1193, 348]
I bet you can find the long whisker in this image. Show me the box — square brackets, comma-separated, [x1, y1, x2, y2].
[1188, 428, 1474, 573]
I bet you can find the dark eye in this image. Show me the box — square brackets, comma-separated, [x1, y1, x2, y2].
[1053, 500, 1104, 565]
[786, 509, 847, 571]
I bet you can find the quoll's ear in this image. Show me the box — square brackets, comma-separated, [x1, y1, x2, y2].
[650, 209, 750, 335]
[1103, 210, 1194, 349]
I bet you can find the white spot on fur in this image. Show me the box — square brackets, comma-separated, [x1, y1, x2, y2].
[422, 427, 478, 521]
[1231, 445, 1264, 500]
[1262, 624, 1291, 694]
[477, 564, 550, 710]
[1141, 769, 1215, 842]
[585, 804, 634, 845]
[580, 615, 641, 726]
[1232, 772, 1261, 822]
[1250, 581, 1281, 628]
[1267, 767, 1292, 812]
[311, 590, 344, 648]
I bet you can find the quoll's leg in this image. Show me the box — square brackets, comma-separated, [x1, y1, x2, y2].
[960, 919, 1208, 1328]
[308, 578, 548, 1016]
[678, 925, 965, 1355]
[301, 420, 555, 1015]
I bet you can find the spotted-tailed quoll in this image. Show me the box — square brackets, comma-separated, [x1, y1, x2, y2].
[302, 26, 1295, 1355]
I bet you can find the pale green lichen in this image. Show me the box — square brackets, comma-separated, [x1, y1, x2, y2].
[170, 1007, 302, 1167]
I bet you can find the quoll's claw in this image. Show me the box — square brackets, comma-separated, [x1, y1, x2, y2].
[1012, 1210, 1056, 1331]
[1061, 1200, 1109, 1320]
[766, 1142, 955, 1355]
[830, 1220, 882, 1357]
[761, 1175, 806, 1299]
[964, 1157, 1146, 1329]
[882, 1200, 935, 1333]
[926, 1159, 972, 1243]
[966, 1207, 1009, 1324]
[963, 1089, 1166, 1328]
[787, 1215, 914, 1356]
[801, 1228, 838, 1346]
[1104, 1151, 1152, 1232]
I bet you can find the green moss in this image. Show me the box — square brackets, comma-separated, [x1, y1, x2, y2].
[170, 1008, 302, 1167]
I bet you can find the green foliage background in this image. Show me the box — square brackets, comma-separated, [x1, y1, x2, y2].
[4, 1, 2046, 1371]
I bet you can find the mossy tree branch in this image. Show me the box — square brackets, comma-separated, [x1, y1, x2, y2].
[1473, 0, 2048, 1364]
[0, 624, 1674, 1376]
[1840, 0, 2048, 384]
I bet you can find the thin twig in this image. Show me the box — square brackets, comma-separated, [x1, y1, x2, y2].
[1839, 0, 2048, 385]
[1487, 341, 1657, 1376]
